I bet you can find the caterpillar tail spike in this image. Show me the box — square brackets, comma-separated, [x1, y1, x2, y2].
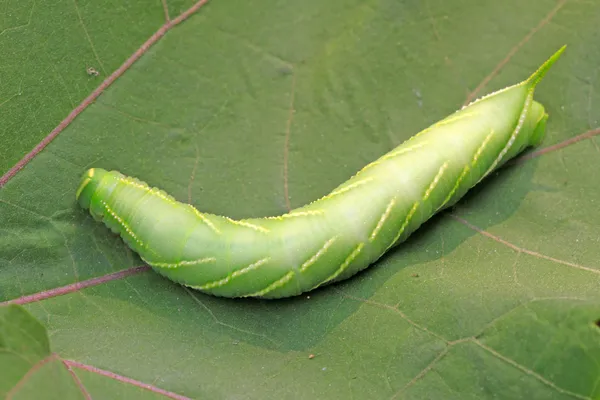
[77, 46, 565, 299]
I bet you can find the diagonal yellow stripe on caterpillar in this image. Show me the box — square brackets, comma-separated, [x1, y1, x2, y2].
[463, 83, 519, 109]
[101, 201, 144, 248]
[312, 242, 365, 290]
[118, 177, 177, 205]
[380, 143, 428, 162]
[187, 205, 221, 234]
[190, 257, 271, 290]
[437, 129, 495, 211]
[385, 201, 419, 252]
[119, 173, 261, 235]
[238, 236, 340, 298]
[236, 236, 340, 298]
[369, 198, 396, 242]
[76, 177, 93, 199]
[423, 162, 449, 201]
[299, 235, 339, 273]
[410, 112, 480, 141]
[358, 143, 427, 175]
[243, 270, 296, 298]
[322, 140, 433, 194]
[480, 90, 533, 180]
[321, 178, 374, 201]
[265, 210, 325, 220]
[144, 256, 216, 269]
[224, 217, 270, 233]
[384, 161, 449, 251]
[433, 111, 479, 128]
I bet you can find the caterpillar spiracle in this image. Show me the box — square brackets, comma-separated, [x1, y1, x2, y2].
[77, 46, 565, 299]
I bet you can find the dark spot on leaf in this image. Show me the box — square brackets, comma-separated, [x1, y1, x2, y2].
[276, 65, 293, 76]
[594, 319, 600, 328]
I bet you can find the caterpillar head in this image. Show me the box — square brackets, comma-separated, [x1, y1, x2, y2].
[76, 168, 116, 222]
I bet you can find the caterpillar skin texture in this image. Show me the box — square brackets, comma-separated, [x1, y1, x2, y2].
[77, 47, 565, 299]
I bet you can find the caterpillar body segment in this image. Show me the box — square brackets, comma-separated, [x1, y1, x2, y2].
[76, 47, 565, 299]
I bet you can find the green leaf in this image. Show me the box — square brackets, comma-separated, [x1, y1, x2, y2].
[1, 0, 599, 399]
[0, 0, 172, 176]
[0, 305, 84, 399]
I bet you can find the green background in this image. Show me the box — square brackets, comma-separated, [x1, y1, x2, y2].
[1, 0, 599, 398]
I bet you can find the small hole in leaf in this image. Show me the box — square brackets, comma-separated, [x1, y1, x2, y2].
[595, 319, 600, 328]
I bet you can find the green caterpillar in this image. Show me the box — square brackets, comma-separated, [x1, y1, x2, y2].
[77, 47, 565, 299]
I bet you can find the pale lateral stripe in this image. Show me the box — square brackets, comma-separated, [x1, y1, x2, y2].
[146, 257, 216, 269]
[188, 205, 221, 234]
[385, 202, 419, 252]
[438, 129, 495, 210]
[320, 242, 365, 285]
[194, 257, 271, 290]
[481, 91, 533, 179]
[244, 270, 296, 297]
[423, 162, 449, 201]
[300, 236, 339, 273]
[225, 217, 270, 233]
[101, 201, 143, 247]
[369, 198, 396, 242]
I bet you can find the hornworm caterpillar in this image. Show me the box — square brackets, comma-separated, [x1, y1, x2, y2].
[77, 47, 565, 299]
